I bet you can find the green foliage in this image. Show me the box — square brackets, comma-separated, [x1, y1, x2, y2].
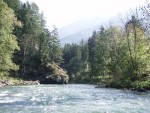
[62, 14, 150, 90]
[88, 31, 98, 76]
[0, 0, 19, 76]
[132, 80, 150, 90]
[9, 2, 63, 78]
[0, 0, 63, 80]
[93, 26, 110, 76]
[62, 42, 89, 82]
[38, 29, 51, 64]
[3, 0, 21, 16]
[82, 15, 150, 90]
[49, 26, 63, 65]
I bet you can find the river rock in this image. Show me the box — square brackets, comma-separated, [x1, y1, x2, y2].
[23, 80, 40, 85]
[0, 80, 13, 86]
[40, 62, 69, 84]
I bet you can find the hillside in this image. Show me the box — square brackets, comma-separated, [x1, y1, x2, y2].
[58, 18, 108, 46]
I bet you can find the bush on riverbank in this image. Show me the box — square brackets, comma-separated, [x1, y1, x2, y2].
[72, 73, 150, 91]
[99, 75, 150, 91]
[131, 80, 150, 90]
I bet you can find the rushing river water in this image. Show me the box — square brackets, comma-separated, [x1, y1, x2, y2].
[0, 84, 150, 113]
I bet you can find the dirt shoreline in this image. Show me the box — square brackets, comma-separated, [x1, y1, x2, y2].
[0, 80, 40, 87]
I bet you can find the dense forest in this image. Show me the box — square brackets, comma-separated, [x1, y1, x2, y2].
[62, 2, 150, 90]
[0, 0, 150, 90]
[0, 0, 67, 85]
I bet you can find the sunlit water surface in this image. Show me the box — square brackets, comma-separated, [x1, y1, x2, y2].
[0, 84, 150, 113]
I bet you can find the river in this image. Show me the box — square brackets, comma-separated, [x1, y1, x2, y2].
[0, 84, 150, 113]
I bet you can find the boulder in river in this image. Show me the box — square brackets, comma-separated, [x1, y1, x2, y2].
[40, 62, 69, 84]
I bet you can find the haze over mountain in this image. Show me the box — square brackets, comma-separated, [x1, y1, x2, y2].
[58, 15, 125, 46]
[58, 17, 109, 46]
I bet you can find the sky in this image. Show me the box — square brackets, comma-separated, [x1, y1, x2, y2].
[21, 0, 146, 29]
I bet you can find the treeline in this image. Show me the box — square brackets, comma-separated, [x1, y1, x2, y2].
[62, 3, 150, 90]
[0, 0, 63, 80]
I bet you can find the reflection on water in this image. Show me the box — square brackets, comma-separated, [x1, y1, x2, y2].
[0, 84, 150, 113]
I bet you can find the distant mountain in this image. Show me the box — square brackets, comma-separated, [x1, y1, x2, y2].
[58, 17, 108, 46]
[60, 25, 100, 46]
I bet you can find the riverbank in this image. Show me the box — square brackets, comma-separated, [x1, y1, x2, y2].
[73, 75, 150, 92]
[0, 62, 69, 86]
[0, 76, 40, 87]
[1, 74, 149, 93]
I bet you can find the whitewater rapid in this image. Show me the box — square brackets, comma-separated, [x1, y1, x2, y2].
[0, 84, 150, 113]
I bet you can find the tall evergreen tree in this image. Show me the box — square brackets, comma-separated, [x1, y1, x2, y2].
[88, 31, 98, 76]
[94, 26, 110, 76]
[50, 25, 63, 65]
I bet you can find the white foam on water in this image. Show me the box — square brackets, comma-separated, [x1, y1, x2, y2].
[14, 93, 24, 97]
[0, 97, 24, 104]
[0, 92, 23, 97]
